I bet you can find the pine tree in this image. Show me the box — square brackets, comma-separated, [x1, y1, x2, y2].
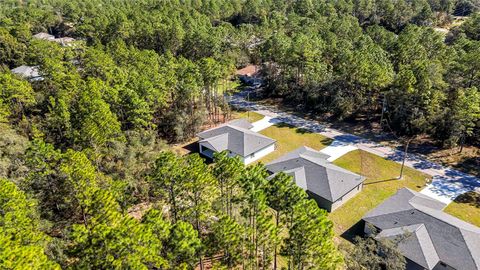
[264, 172, 307, 269]
[284, 199, 343, 270]
[0, 178, 60, 269]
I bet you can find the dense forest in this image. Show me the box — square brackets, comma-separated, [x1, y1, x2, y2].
[0, 0, 479, 269]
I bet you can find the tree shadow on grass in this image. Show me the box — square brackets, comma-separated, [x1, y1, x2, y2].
[321, 138, 334, 145]
[364, 178, 401, 186]
[296, 127, 313, 134]
[273, 122, 295, 128]
[453, 191, 480, 208]
[340, 219, 366, 243]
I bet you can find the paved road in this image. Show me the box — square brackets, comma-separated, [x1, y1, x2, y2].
[230, 92, 480, 204]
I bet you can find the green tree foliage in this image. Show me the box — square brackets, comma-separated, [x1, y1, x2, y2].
[444, 87, 480, 148]
[459, 13, 480, 40]
[283, 199, 342, 270]
[344, 236, 406, 270]
[167, 221, 202, 269]
[0, 28, 26, 68]
[73, 79, 123, 149]
[209, 215, 244, 267]
[264, 172, 307, 269]
[0, 125, 28, 182]
[212, 151, 245, 216]
[0, 71, 35, 122]
[150, 151, 185, 222]
[24, 138, 65, 221]
[0, 178, 59, 269]
[0, 0, 474, 268]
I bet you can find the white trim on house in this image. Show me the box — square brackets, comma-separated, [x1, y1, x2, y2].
[199, 141, 275, 164]
[243, 143, 275, 165]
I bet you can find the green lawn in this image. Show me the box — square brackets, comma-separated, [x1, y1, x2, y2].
[258, 124, 333, 164]
[233, 110, 265, 123]
[329, 150, 431, 239]
[444, 191, 480, 227]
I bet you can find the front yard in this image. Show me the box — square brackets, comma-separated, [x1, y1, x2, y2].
[232, 110, 265, 123]
[329, 150, 431, 238]
[254, 124, 433, 240]
[444, 191, 480, 227]
[258, 124, 333, 164]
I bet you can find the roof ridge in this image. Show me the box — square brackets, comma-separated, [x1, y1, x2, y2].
[301, 153, 363, 178]
[460, 229, 480, 270]
[409, 202, 480, 268]
[415, 224, 440, 269]
[410, 202, 480, 233]
[300, 157, 334, 200]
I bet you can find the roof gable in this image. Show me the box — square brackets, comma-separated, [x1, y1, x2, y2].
[266, 147, 365, 202]
[363, 188, 480, 270]
[198, 119, 275, 157]
[377, 224, 439, 269]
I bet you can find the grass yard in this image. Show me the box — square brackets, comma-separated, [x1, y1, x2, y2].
[329, 150, 431, 240]
[232, 110, 265, 123]
[258, 123, 333, 164]
[444, 191, 480, 227]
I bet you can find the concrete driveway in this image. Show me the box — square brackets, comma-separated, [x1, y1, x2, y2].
[229, 93, 480, 204]
[250, 115, 282, 132]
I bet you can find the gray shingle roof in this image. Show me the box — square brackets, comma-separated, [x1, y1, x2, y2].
[53, 37, 76, 46]
[376, 224, 439, 269]
[266, 146, 365, 202]
[197, 119, 275, 157]
[32, 32, 55, 40]
[11, 65, 42, 80]
[363, 188, 480, 270]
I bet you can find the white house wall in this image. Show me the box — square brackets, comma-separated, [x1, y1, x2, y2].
[243, 144, 275, 165]
[199, 142, 275, 165]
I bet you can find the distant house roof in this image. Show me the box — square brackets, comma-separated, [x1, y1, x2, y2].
[235, 65, 259, 77]
[32, 32, 55, 40]
[197, 118, 275, 157]
[53, 37, 76, 46]
[266, 146, 365, 202]
[363, 188, 480, 270]
[11, 65, 43, 81]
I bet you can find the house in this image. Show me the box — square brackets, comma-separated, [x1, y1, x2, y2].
[32, 32, 76, 46]
[235, 65, 259, 77]
[197, 118, 276, 164]
[236, 65, 262, 86]
[265, 146, 365, 212]
[53, 37, 76, 47]
[363, 188, 480, 270]
[11, 65, 43, 81]
[32, 32, 55, 41]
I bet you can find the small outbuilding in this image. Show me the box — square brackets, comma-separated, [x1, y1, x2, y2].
[266, 146, 365, 212]
[197, 118, 276, 164]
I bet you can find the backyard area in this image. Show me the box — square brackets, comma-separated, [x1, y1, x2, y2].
[258, 123, 333, 164]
